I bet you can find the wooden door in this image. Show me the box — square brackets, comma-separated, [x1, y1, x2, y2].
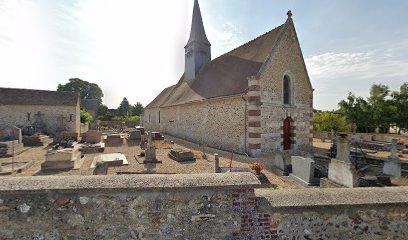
[283, 118, 291, 150]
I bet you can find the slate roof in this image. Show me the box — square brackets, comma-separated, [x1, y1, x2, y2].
[0, 87, 79, 106]
[187, 0, 210, 46]
[147, 24, 284, 108]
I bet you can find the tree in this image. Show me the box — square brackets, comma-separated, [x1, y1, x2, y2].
[97, 104, 108, 116]
[392, 83, 408, 133]
[130, 102, 144, 116]
[313, 111, 350, 132]
[117, 97, 130, 117]
[80, 109, 93, 123]
[58, 78, 104, 104]
[97, 111, 115, 121]
[368, 84, 397, 133]
[338, 93, 373, 133]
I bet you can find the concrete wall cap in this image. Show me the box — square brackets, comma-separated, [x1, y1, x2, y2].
[256, 187, 408, 208]
[0, 173, 261, 192]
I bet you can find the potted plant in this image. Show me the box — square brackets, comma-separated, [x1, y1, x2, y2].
[250, 161, 264, 175]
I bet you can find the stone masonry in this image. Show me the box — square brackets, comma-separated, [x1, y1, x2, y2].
[0, 174, 407, 239]
[144, 10, 313, 157]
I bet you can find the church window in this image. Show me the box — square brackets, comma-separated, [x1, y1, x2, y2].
[158, 111, 161, 124]
[69, 114, 74, 122]
[27, 113, 31, 121]
[283, 75, 292, 105]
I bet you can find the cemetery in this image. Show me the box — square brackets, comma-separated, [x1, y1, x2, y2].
[0, 1, 407, 238]
[1, 121, 408, 191]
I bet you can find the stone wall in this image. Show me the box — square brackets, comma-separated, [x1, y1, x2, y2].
[0, 174, 407, 239]
[0, 173, 265, 240]
[257, 19, 313, 154]
[257, 187, 408, 240]
[0, 104, 80, 135]
[313, 131, 408, 143]
[144, 96, 247, 153]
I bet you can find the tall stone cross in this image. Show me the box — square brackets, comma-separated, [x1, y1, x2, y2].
[34, 111, 44, 118]
[336, 135, 350, 163]
[390, 139, 399, 160]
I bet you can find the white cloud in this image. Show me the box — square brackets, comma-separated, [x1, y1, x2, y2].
[305, 49, 408, 110]
[0, 0, 193, 107]
[306, 50, 408, 80]
[207, 22, 245, 57]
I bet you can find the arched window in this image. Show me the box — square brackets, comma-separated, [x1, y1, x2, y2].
[283, 75, 292, 105]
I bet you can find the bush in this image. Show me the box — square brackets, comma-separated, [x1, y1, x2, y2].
[80, 109, 93, 123]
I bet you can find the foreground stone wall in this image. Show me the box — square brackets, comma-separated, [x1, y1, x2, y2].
[0, 174, 407, 240]
[0, 173, 268, 240]
[257, 187, 408, 240]
[0, 104, 80, 135]
[144, 96, 247, 153]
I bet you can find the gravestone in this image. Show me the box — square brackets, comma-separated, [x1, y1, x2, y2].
[105, 134, 124, 146]
[169, 148, 195, 162]
[290, 156, 319, 186]
[82, 130, 102, 144]
[0, 126, 22, 143]
[272, 153, 285, 170]
[151, 132, 164, 140]
[144, 132, 157, 163]
[135, 126, 145, 135]
[33, 111, 46, 134]
[383, 139, 402, 177]
[0, 126, 24, 157]
[328, 135, 358, 188]
[128, 130, 142, 141]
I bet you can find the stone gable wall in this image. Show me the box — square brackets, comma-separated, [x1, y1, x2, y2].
[258, 21, 313, 154]
[143, 96, 247, 153]
[0, 104, 80, 135]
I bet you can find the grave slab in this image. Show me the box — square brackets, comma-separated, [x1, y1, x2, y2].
[90, 153, 129, 169]
[169, 148, 195, 162]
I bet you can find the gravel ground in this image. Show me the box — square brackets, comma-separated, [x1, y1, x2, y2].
[0, 135, 303, 189]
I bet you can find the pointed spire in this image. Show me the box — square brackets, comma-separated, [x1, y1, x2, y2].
[186, 0, 210, 46]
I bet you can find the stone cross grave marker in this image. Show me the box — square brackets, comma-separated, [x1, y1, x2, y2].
[144, 132, 157, 163]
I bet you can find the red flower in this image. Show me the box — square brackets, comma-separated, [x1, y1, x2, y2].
[250, 161, 264, 174]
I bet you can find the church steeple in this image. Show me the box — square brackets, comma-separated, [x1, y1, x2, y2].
[184, 0, 211, 81]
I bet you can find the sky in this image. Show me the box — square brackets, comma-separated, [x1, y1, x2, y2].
[0, 0, 407, 110]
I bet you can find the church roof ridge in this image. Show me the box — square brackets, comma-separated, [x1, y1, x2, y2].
[219, 24, 285, 60]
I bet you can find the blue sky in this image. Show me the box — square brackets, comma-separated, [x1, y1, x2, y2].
[0, 0, 407, 110]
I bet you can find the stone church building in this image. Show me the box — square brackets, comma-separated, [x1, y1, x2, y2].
[0, 87, 80, 135]
[143, 0, 313, 157]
